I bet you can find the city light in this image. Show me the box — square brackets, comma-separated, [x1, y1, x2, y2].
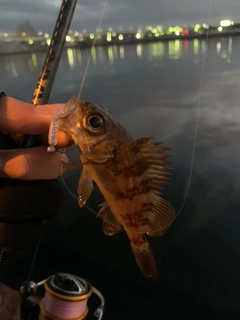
[151, 28, 158, 34]
[220, 20, 234, 27]
[136, 32, 141, 39]
[194, 24, 201, 33]
[2, 20, 240, 54]
[167, 26, 183, 34]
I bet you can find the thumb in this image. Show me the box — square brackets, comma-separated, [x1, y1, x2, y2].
[0, 147, 68, 180]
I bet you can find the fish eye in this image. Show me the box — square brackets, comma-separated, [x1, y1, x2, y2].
[85, 114, 104, 133]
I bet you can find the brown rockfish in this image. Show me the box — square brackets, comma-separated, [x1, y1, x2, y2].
[49, 97, 175, 278]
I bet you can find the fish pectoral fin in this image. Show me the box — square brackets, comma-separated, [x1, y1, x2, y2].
[97, 202, 121, 236]
[77, 167, 94, 208]
[60, 161, 83, 169]
[146, 193, 176, 237]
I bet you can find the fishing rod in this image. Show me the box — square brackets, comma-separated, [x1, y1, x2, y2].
[15, 1, 105, 319]
[0, 0, 78, 261]
[20, 0, 78, 148]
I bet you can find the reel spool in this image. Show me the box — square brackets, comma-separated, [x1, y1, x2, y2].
[20, 273, 105, 320]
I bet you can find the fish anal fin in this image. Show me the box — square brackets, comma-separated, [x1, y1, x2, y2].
[146, 230, 163, 237]
[146, 193, 176, 237]
[98, 202, 121, 236]
[77, 167, 93, 208]
[130, 235, 157, 279]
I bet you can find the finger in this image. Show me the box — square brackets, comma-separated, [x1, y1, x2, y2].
[39, 130, 73, 148]
[0, 146, 68, 180]
[0, 97, 72, 141]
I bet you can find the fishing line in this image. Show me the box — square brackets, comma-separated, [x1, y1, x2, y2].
[62, 0, 213, 233]
[172, 0, 213, 223]
[77, 0, 109, 99]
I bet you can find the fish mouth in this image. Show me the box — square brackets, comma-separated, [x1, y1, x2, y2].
[48, 97, 84, 147]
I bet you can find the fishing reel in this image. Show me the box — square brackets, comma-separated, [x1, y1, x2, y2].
[19, 273, 104, 320]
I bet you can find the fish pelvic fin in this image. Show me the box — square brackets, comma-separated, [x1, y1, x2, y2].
[77, 166, 94, 208]
[130, 234, 157, 279]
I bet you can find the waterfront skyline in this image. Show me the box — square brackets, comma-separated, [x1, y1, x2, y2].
[0, 0, 240, 34]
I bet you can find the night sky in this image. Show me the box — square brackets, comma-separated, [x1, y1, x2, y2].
[0, 0, 239, 33]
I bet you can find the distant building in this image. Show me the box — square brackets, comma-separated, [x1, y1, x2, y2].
[16, 22, 35, 37]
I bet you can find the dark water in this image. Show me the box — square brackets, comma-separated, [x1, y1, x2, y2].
[1, 37, 240, 319]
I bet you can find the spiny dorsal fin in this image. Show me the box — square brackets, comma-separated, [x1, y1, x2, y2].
[97, 202, 121, 236]
[137, 137, 176, 236]
[137, 137, 173, 194]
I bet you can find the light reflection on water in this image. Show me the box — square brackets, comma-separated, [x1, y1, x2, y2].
[1, 36, 240, 317]
[0, 37, 235, 79]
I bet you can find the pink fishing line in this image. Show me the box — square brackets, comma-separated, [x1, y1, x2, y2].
[42, 292, 88, 319]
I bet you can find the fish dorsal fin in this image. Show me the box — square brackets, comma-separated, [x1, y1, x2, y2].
[77, 167, 94, 208]
[97, 202, 121, 236]
[137, 138, 176, 236]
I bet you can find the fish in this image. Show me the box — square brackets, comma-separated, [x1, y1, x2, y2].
[49, 96, 176, 278]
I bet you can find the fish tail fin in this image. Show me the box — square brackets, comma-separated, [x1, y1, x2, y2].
[130, 235, 157, 279]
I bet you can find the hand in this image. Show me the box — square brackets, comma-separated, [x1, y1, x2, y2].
[0, 96, 73, 180]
